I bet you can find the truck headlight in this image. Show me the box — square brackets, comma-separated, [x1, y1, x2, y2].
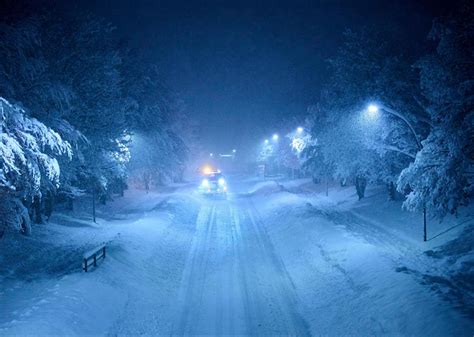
[201, 179, 210, 187]
[218, 178, 226, 186]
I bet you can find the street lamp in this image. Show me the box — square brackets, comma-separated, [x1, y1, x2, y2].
[264, 139, 269, 144]
[209, 153, 213, 157]
[272, 133, 279, 141]
[365, 102, 426, 240]
[232, 149, 236, 153]
[368, 104, 379, 113]
[296, 127, 304, 134]
[367, 104, 379, 119]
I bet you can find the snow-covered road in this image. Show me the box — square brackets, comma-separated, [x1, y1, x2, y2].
[104, 192, 310, 336]
[170, 198, 310, 336]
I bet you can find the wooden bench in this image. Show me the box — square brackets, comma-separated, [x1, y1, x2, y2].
[83, 244, 106, 272]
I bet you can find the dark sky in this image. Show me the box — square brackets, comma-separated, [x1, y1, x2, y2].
[38, 0, 455, 154]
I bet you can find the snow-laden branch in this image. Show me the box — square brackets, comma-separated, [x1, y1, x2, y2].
[0, 97, 71, 193]
[379, 104, 423, 150]
[411, 94, 434, 127]
[382, 145, 416, 159]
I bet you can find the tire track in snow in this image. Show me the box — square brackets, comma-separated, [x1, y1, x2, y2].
[172, 203, 216, 335]
[245, 200, 311, 336]
[171, 196, 310, 336]
[229, 203, 254, 336]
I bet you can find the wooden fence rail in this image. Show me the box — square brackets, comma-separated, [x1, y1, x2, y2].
[83, 245, 106, 272]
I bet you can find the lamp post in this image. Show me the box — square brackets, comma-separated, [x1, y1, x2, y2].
[366, 103, 427, 241]
[272, 133, 280, 175]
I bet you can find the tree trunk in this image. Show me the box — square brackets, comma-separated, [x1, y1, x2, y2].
[33, 195, 43, 224]
[119, 182, 125, 197]
[18, 200, 32, 236]
[100, 193, 106, 205]
[44, 191, 54, 222]
[145, 178, 149, 193]
[66, 196, 74, 211]
[20, 214, 31, 236]
[23, 198, 34, 221]
[355, 176, 367, 200]
[388, 181, 396, 200]
[340, 178, 347, 187]
[326, 176, 329, 197]
[143, 172, 150, 193]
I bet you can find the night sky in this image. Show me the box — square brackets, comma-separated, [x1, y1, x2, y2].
[13, 0, 455, 153]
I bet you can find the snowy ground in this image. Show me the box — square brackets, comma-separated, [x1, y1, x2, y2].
[0, 177, 473, 336]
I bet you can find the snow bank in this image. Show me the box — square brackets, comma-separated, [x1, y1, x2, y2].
[0, 187, 200, 336]
[246, 180, 283, 195]
[250, 179, 474, 335]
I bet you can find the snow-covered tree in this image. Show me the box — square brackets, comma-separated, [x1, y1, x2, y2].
[307, 26, 430, 199]
[123, 60, 189, 188]
[0, 13, 134, 211]
[0, 98, 71, 234]
[0, 9, 193, 225]
[398, 3, 474, 218]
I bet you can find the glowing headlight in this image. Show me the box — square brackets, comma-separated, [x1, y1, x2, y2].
[201, 179, 210, 187]
[203, 166, 212, 175]
[218, 178, 226, 186]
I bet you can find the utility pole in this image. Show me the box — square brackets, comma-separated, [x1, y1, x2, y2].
[92, 188, 96, 223]
[381, 104, 427, 241]
[423, 205, 427, 241]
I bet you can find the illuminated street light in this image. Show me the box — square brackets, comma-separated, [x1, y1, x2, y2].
[264, 139, 269, 144]
[368, 104, 379, 113]
[209, 153, 213, 157]
[366, 104, 380, 119]
[272, 133, 279, 141]
[364, 101, 426, 241]
[296, 127, 304, 133]
[232, 149, 237, 153]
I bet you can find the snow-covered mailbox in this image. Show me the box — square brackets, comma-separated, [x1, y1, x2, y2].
[83, 245, 106, 272]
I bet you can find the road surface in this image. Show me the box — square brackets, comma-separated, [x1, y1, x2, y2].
[170, 196, 310, 336]
[106, 190, 311, 336]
